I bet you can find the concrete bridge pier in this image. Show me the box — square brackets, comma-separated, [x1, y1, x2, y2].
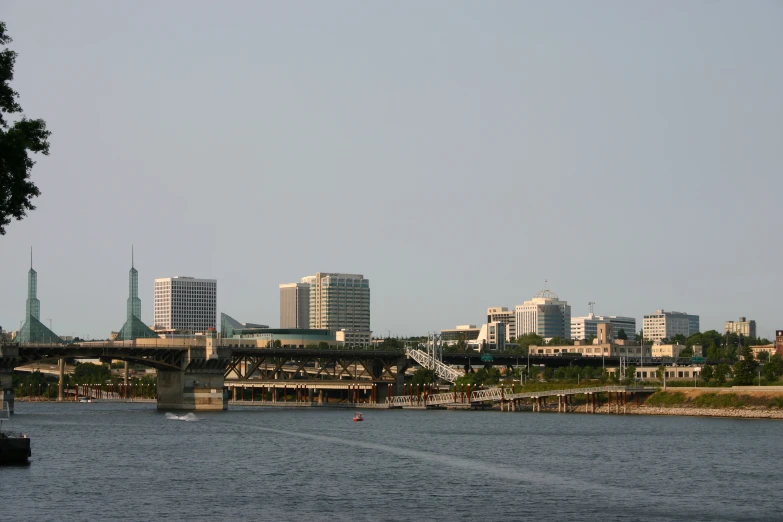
[156, 343, 231, 411]
[0, 344, 18, 413]
[58, 358, 65, 402]
[395, 356, 410, 395]
[1, 371, 14, 414]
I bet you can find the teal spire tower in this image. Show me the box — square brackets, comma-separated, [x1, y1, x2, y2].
[26, 248, 40, 321]
[127, 246, 141, 321]
[17, 249, 62, 344]
[115, 247, 159, 341]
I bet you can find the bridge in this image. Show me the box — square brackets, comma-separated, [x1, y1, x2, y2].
[0, 341, 410, 413]
[2, 340, 672, 413]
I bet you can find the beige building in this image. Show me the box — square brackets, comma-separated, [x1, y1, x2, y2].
[279, 282, 310, 329]
[630, 366, 702, 381]
[305, 273, 370, 334]
[651, 344, 687, 358]
[487, 307, 516, 341]
[724, 317, 756, 338]
[751, 344, 776, 359]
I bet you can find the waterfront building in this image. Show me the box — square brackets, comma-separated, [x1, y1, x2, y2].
[279, 282, 310, 329]
[17, 251, 62, 344]
[571, 314, 637, 341]
[220, 313, 336, 348]
[220, 313, 269, 338]
[115, 250, 158, 341]
[629, 366, 702, 381]
[441, 325, 481, 344]
[487, 307, 516, 341]
[724, 317, 757, 338]
[642, 309, 699, 342]
[304, 272, 371, 341]
[153, 276, 217, 333]
[515, 290, 571, 340]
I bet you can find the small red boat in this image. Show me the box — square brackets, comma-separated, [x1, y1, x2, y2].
[353, 412, 364, 422]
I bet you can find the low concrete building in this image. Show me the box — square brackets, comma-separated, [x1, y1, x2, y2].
[751, 344, 776, 359]
[651, 344, 687, 358]
[631, 366, 702, 381]
[528, 341, 652, 359]
[441, 325, 481, 344]
[336, 329, 372, 347]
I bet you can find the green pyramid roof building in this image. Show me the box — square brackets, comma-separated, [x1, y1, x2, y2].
[17, 250, 63, 344]
[115, 248, 159, 341]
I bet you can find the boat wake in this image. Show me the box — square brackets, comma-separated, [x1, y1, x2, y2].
[165, 413, 199, 422]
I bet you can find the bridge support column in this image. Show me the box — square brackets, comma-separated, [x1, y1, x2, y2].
[58, 358, 65, 402]
[157, 369, 227, 411]
[1, 371, 14, 414]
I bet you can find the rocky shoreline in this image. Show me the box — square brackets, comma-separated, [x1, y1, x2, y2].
[501, 402, 783, 419]
[622, 405, 783, 419]
[550, 404, 783, 419]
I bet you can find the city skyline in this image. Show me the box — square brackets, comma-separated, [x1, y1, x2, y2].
[0, 253, 777, 341]
[1, 2, 781, 339]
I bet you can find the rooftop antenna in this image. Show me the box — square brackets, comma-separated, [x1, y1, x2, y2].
[132, 244, 134, 268]
[589, 301, 595, 314]
[30, 246, 33, 269]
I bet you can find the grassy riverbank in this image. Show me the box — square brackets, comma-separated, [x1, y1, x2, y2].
[644, 389, 783, 409]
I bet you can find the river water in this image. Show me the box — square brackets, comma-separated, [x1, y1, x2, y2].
[2, 402, 780, 521]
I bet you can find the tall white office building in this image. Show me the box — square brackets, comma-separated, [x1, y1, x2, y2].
[571, 314, 636, 341]
[642, 309, 699, 342]
[304, 272, 370, 338]
[153, 276, 217, 333]
[515, 290, 571, 340]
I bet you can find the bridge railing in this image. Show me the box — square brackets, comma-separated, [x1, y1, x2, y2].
[405, 348, 462, 383]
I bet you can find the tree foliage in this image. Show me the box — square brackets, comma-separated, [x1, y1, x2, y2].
[0, 21, 51, 235]
[409, 367, 437, 386]
[732, 346, 759, 386]
[72, 362, 111, 385]
[456, 367, 500, 386]
[506, 333, 545, 355]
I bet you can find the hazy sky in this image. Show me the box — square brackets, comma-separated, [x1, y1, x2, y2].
[2, 1, 781, 340]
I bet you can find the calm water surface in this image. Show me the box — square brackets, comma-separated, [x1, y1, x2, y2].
[2, 402, 780, 521]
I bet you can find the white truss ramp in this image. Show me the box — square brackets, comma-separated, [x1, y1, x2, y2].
[387, 385, 656, 407]
[405, 347, 462, 383]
